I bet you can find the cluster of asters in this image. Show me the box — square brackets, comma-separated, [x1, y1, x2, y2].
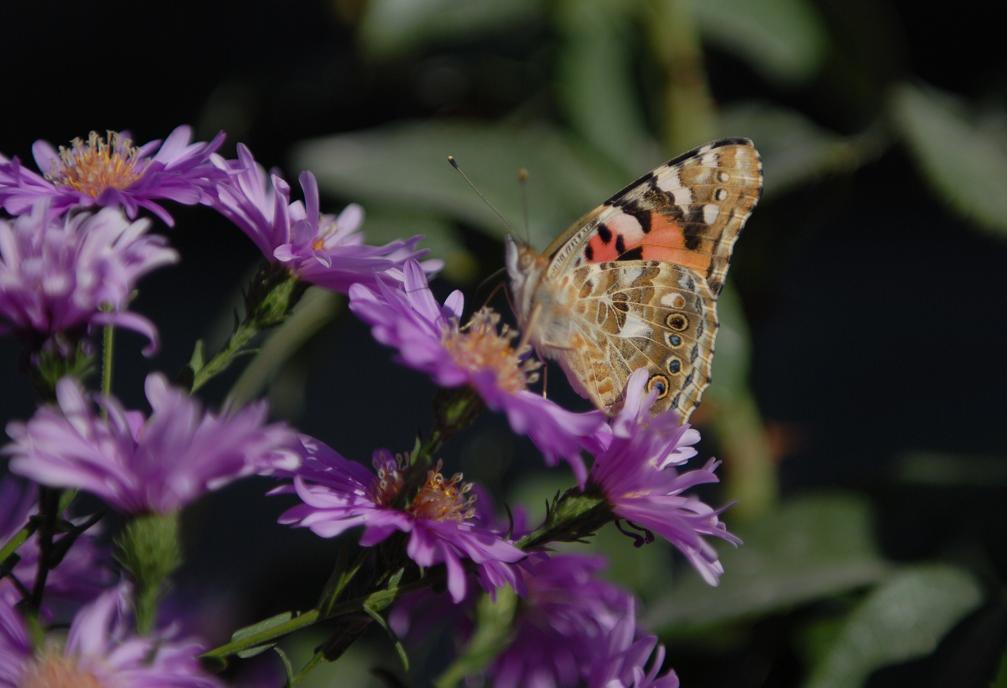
[0, 125, 737, 687]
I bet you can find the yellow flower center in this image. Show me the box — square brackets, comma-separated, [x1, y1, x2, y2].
[20, 652, 104, 688]
[441, 308, 540, 394]
[47, 131, 147, 197]
[408, 460, 476, 522]
[370, 455, 476, 522]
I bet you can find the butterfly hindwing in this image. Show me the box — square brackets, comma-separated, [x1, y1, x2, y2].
[555, 259, 718, 419]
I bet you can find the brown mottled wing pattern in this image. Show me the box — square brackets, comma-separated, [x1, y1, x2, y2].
[553, 260, 718, 419]
[541, 139, 762, 420]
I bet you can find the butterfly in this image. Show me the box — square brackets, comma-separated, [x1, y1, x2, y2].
[506, 138, 762, 421]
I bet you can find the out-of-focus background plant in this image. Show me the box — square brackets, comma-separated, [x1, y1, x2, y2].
[2, 0, 1005, 685]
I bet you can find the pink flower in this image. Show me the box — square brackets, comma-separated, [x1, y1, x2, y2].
[0, 584, 221, 687]
[209, 144, 439, 291]
[0, 205, 178, 354]
[0, 126, 224, 225]
[349, 260, 609, 485]
[589, 368, 739, 585]
[274, 436, 524, 603]
[4, 374, 298, 515]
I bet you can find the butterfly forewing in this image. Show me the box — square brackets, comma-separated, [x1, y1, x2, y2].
[519, 138, 762, 421]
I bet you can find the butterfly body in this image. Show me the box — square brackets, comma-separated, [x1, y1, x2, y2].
[506, 139, 762, 420]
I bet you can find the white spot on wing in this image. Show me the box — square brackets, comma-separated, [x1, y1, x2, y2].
[656, 170, 683, 192]
[703, 204, 719, 224]
[620, 266, 643, 284]
[618, 312, 652, 339]
[608, 212, 644, 244]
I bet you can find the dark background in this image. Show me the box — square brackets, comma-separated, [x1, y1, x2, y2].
[2, 1, 1006, 686]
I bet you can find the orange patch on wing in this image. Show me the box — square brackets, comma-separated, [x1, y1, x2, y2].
[639, 213, 710, 271]
[587, 234, 619, 262]
[641, 244, 711, 271]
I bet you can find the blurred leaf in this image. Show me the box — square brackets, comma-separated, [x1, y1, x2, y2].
[227, 287, 341, 409]
[892, 83, 1007, 239]
[587, 521, 674, 597]
[718, 102, 876, 198]
[435, 586, 517, 687]
[704, 281, 749, 400]
[294, 121, 624, 249]
[273, 646, 295, 685]
[993, 648, 1007, 688]
[361, 207, 476, 283]
[555, 0, 657, 172]
[894, 452, 1007, 487]
[806, 564, 983, 688]
[690, 0, 828, 84]
[644, 494, 890, 633]
[231, 611, 294, 658]
[358, 0, 541, 59]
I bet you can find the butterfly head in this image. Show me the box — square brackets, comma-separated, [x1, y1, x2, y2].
[504, 235, 547, 329]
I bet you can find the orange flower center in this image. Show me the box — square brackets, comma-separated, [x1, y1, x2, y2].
[370, 455, 476, 522]
[20, 652, 104, 688]
[441, 308, 540, 394]
[408, 461, 476, 522]
[47, 131, 146, 197]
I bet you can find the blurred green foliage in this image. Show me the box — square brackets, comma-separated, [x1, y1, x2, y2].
[275, 0, 1007, 684]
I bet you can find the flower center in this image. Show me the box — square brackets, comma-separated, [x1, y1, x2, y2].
[371, 452, 407, 506]
[408, 460, 476, 522]
[441, 308, 540, 394]
[21, 652, 105, 688]
[46, 131, 146, 197]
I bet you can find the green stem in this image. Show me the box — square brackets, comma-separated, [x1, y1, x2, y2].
[191, 321, 259, 393]
[203, 487, 608, 666]
[101, 323, 115, 399]
[0, 522, 37, 573]
[203, 610, 322, 662]
[29, 488, 61, 611]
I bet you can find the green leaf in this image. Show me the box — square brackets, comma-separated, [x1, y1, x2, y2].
[292, 121, 625, 250]
[555, 0, 657, 173]
[992, 647, 1007, 688]
[435, 587, 518, 687]
[273, 646, 295, 685]
[188, 339, 205, 373]
[704, 281, 749, 400]
[230, 611, 295, 659]
[807, 564, 983, 688]
[690, 0, 828, 84]
[358, 0, 541, 59]
[892, 83, 1007, 239]
[362, 603, 410, 672]
[644, 493, 890, 633]
[717, 102, 878, 199]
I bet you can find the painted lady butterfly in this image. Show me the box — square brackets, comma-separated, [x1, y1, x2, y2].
[506, 138, 763, 420]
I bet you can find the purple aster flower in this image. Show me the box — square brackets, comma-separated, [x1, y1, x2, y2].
[3, 374, 298, 515]
[0, 476, 111, 611]
[589, 368, 740, 586]
[487, 553, 632, 688]
[349, 260, 609, 485]
[0, 126, 225, 226]
[587, 606, 679, 688]
[208, 144, 439, 291]
[0, 204, 178, 355]
[0, 583, 222, 688]
[274, 436, 524, 602]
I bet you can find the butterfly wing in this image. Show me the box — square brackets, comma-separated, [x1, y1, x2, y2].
[541, 138, 762, 419]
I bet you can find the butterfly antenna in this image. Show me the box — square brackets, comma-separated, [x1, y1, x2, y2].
[517, 167, 531, 244]
[447, 155, 515, 234]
